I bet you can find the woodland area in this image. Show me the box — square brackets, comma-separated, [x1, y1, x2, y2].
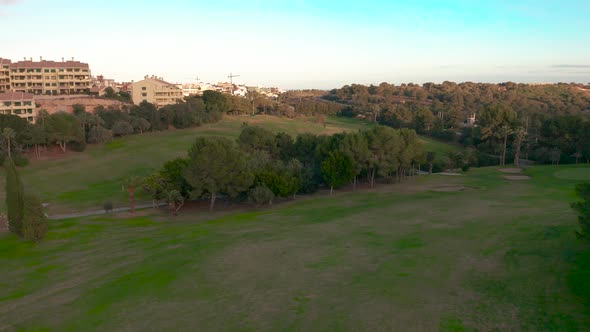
[321, 82, 590, 165]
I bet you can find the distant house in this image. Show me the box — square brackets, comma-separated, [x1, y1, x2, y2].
[131, 75, 183, 107]
[0, 91, 37, 123]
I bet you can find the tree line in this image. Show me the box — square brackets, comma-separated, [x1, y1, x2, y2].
[137, 125, 425, 214]
[0, 91, 240, 164]
[323, 82, 590, 165]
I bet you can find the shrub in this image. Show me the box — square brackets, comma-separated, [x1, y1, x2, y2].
[103, 201, 114, 213]
[248, 185, 274, 207]
[22, 193, 48, 242]
[462, 165, 470, 172]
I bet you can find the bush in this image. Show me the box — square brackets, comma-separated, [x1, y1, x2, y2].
[103, 201, 114, 213]
[22, 193, 48, 242]
[462, 165, 470, 172]
[248, 185, 274, 207]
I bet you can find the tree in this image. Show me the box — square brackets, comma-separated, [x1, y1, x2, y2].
[571, 183, 590, 242]
[339, 132, 369, 190]
[365, 126, 402, 187]
[21, 193, 48, 242]
[427, 151, 436, 174]
[321, 151, 355, 195]
[238, 126, 277, 156]
[513, 127, 527, 168]
[143, 173, 168, 208]
[184, 137, 253, 211]
[131, 117, 151, 134]
[112, 120, 134, 137]
[5, 159, 24, 236]
[498, 125, 514, 166]
[122, 175, 143, 214]
[414, 108, 435, 134]
[23, 124, 46, 158]
[164, 189, 185, 215]
[2, 127, 16, 159]
[44, 112, 84, 152]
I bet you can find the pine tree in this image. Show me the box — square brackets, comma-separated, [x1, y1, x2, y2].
[5, 159, 24, 236]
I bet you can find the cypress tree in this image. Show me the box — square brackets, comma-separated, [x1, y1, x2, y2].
[5, 159, 25, 236]
[22, 193, 48, 242]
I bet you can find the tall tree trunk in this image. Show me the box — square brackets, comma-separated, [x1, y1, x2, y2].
[429, 162, 433, 174]
[502, 133, 508, 166]
[209, 192, 217, 212]
[129, 188, 136, 214]
[514, 143, 521, 168]
[370, 168, 376, 188]
[353, 175, 357, 191]
[330, 185, 333, 195]
[6, 137, 11, 160]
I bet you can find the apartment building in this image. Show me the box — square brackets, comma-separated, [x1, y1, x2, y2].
[131, 75, 183, 107]
[2, 58, 92, 95]
[0, 91, 37, 123]
[0, 58, 11, 93]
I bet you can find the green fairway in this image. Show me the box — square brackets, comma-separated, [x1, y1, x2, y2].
[0, 116, 370, 214]
[1, 164, 589, 331]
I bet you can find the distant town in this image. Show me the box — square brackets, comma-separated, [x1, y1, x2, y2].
[0, 57, 285, 123]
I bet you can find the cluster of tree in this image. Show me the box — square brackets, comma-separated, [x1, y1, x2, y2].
[0, 91, 239, 162]
[139, 125, 425, 214]
[5, 159, 48, 242]
[321, 82, 590, 165]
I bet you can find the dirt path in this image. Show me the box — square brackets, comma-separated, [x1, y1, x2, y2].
[47, 202, 166, 220]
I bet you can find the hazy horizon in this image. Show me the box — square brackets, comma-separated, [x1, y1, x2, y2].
[1, 0, 590, 89]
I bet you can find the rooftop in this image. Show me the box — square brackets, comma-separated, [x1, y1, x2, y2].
[10, 60, 89, 69]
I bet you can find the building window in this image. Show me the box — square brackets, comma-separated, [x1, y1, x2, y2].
[44, 69, 49, 73]
[14, 102, 21, 106]
[141, 93, 147, 97]
[51, 69, 56, 73]
[3, 101, 10, 106]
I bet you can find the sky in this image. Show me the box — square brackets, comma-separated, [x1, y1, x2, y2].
[1, 0, 590, 89]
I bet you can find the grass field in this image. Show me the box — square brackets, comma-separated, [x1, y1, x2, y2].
[1, 164, 589, 331]
[0, 115, 457, 214]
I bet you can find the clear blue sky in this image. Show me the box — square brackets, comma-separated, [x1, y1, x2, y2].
[1, 0, 589, 89]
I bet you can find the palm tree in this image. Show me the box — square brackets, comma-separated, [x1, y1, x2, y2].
[122, 175, 143, 214]
[164, 189, 185, 216]
[2, 128, 16, 160]
[513, 127, 527, 168]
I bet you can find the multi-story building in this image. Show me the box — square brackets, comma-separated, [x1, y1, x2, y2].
[0, 91, 37, 123]
[0, 58, 11, 93]
[131, 75, 183, 107]
[3, 58, 92, 95]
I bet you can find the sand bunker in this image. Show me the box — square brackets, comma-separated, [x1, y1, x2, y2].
[431, 186, 472, 192]
[498, 168, 523, 173]
[503, 175, 531, 180]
